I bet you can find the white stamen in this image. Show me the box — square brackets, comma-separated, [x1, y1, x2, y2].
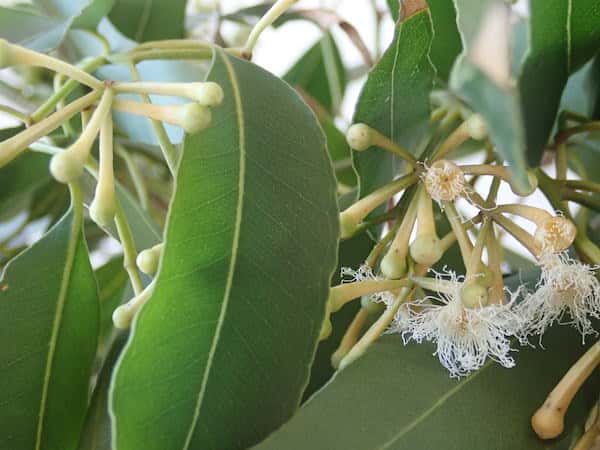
[341, 264, 397, 307]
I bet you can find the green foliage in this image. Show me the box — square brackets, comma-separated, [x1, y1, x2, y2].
[0, 1, 599, 449]
[0, 189, 99, 450]
[110, 49, 339, 450]
[253, 326, 597, 450]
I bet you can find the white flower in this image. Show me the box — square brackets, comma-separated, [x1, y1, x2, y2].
[341, 264, 396, 306]
[518, 253, 600, 342]
[396, 271, 522, 378]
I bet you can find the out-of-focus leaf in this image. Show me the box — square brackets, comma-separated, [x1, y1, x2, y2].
[304, 232, 373, 399]
[450, 1, 530, 193]
[0, 143, 52, 222]
[284, 32, 346, 114]
[560, 56, 600, 119]
[0, 6, 71, 51]
[77, 335, 126, 450]
[353, 1, 435, 198]
[253, 326, 597, 450]
[35, 0, 115, 30]
[110, 49, 339, 450]
[0, 188, 99, 450]
[94, 256, 128, 346]
[428, 0, 462, 81]
[386, 0, 400, 21]
[108, 0, 187, 42]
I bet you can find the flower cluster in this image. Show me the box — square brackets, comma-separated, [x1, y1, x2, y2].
[326, 115, 600, 381]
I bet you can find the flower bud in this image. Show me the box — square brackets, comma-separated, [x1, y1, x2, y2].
[136, 243, 164, 275]
[424, 160, 466, 202]
[49, 150, 85, 183]
[465, 114, 488, 140]
[193, 82, 224, 107]
[339, 211, 359, 239]
[380, 250, 407, 279]
[178, 103, 212, 134]
[534, 216, 577, 253]
[346, 123, 373, 151]
[410, 235, 443, 266]
[89, 188, 116, 227]
[460, 281, 489, 308]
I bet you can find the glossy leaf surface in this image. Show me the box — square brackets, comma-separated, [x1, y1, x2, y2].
[0, 188, 99, 450]
[110, 49, 339, 450]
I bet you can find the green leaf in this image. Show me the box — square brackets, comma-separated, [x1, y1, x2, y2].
[560, 55, 600, 119]
[428, 0, 462, 81]
[0, 140, 52, 222]
[353, 2, 435, 198]
[35, 0, 115, 30]
[0, 186, 100, 450]
[322, 115, 357, 188]
[304, 233, 373, 399]
[569, 0, 600, 71]
[108, 0, 187, 42]
[253, 326, 597, 450]
[94, 256, 128, 347]
[110, 49, 339, 450]
[386, 0, 400, 21]
[77, 335, 126, 450]
[0, 6, 71, 51]
[450, 1, 530, 193]
[284, 32, 346, 114]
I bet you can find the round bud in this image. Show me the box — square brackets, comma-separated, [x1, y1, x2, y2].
[380, 250, 407, 279]
[361, 296, 384, 314]
[534, 216, 576, 253]
[112, 304, 132, 329]
[194, 82, 224, 107]
[465, 114, 488, 140]
[137, 247, 160, 275]
[424, 160, 466, 202]
[460, 281, 489, 308]
[0, 39, 14, 69]
[509, 170, 538, 197]
[49, 151, 84, 184]
[339, 212, 358, 239]
[89, 195, 116, 228]
[531, 407, 564, 440]
[409, 235, 443, 266]
[179, 103, 212, 134]
[346, 123, 373, 151]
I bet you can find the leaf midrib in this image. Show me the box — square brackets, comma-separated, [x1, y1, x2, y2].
[377, 359, 491, 449]
[181, 48, 246, 450]
[34, 185, 83, 450]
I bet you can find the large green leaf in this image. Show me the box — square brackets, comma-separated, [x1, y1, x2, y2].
[450, 0, 530, 192]
[110, 48, 339, 450]
[94, 256, 128, 347]
[0, 6, 71, 52]
[108, 0, 187, 42]
[353, 2, 434, 198]
[0, 186, 99, 450]
[254, 326, 597, 450]
[35, 0, 115, 30]
[560, 55, 600, 119]
[284, 32, 346, 115]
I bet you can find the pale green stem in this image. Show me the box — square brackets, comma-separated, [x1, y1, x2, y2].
[127, 63, 178, 175]
[0, 90, 102, 168]
[242, 0, 299, 56]
[443, 201, 473, 263]
[0, 103, 28, 123]
[30, 57, 106, 123]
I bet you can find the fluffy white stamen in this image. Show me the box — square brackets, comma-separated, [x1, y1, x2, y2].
[396, 270, 522, 378]
[518, 253, 600, 342]
[341, 264, 396, 307]
[423, 160, 467, 203]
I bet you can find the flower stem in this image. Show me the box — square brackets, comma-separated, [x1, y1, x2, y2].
[493, 204, 552, 226]
[490, 213, 541, 257]
[29, 57, 106, 123]
[0, 90, 102, 168]
[241, 0, 299, 57]
[443, 201, 473, 263]
[369, 127, 418, 167]
[532, 341, 600, 439]
[329, 279, 411, 313]
[124, 63, 179, 175]
[0, 103, 28, 123]
[331, 308, 369, 369]
[564, 179, 600, 193]
[555, 121, 600, 145]
[122, 48, 213, 63]
[4, 41, 103, 89]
